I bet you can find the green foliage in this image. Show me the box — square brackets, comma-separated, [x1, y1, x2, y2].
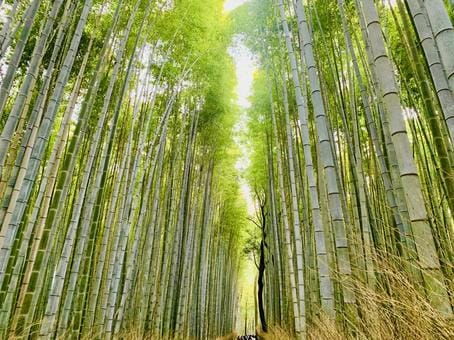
[245, 70, 271, 191]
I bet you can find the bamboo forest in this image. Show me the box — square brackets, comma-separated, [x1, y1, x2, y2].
[1, 0, 454, 338]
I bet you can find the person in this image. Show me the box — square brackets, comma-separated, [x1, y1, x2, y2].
[237, 336, 258, 340]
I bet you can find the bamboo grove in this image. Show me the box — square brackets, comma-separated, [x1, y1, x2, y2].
[1, 0, 454, 339]
[235, 0, 454, 338]
[0, 0, 246, 338]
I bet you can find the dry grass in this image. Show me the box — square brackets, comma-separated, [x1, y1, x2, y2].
[337, 259, 454, 340]
[258, 326, 293, 339]
[263, 259, 454, 340]
[215, 332, 238, 340]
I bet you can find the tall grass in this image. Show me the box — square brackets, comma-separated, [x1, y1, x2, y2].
[261, 257, 454, 339]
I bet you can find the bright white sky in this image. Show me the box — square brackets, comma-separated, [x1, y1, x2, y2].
[229, 36, 256, 109]
[229, 36, 257, 216]
[224, 0, 250, 12]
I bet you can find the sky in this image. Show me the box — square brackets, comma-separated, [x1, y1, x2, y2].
[224, 0, 250, 12]
[225, 0, 256, 218]
[228, 36, 257, 216]
[224, 3, 258, 330]
[229, 36, 256, 109]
